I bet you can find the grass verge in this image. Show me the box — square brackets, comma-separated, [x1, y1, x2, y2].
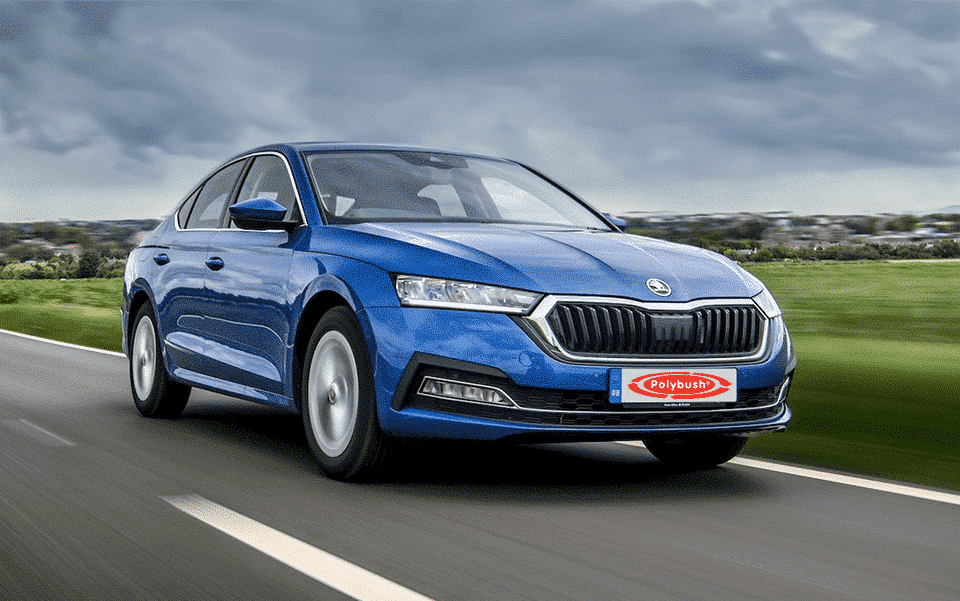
[744, 261, 960, 490]
[743, 335, 959, 490]
[0, 304, 122, 353]
[0, 278, 124, 352]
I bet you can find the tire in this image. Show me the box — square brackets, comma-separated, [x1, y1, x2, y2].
[301, 306, 392, 481]
[129, 304, 190, 418]
[644, 436, 747, 470]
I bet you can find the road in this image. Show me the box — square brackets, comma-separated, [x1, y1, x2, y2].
[1, 330, 957, 600]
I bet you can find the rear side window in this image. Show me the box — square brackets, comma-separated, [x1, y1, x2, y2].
[184, 161, 245, 229]
[177, 188, 200, 229]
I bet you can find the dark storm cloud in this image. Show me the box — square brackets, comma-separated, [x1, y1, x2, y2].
[0, 2, 49, 61]
[1, 0, 957, 180]
[302, 0, 957, 173]
[0, 1, 246, 156]
[63, 1, 120, 38]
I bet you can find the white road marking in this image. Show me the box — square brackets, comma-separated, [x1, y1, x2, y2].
[618, 441, 960, 506]
[0, 328, 126, 358]
[163, 494, 434, 601]
[3, 419, 76, 447]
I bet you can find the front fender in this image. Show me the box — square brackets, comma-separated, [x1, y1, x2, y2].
[286, 251, 399, 401]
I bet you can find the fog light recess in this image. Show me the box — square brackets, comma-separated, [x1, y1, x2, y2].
[418, 376, 516, 407]
[777, 377, 792, 403]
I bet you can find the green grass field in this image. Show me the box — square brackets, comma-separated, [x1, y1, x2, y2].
[0, 279, 123, 352]
[743, 262, 960, 490]
[1, 264, 958, 490]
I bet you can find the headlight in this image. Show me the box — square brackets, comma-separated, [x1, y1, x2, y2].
[752, 287, 782, 319]
[394, 275, 542, 315]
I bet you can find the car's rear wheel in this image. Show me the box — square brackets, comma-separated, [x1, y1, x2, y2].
[129, 304, 190, 418]
[643, 436, 747, 469]
[302, 306, 392, 480]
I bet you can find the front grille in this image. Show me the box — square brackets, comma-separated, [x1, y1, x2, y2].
[545, 302, 764, 357]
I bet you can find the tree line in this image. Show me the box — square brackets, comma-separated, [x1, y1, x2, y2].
[0, 220, 154, 280]
[724, 240, 960, 262]
[0, 250, 124, 280]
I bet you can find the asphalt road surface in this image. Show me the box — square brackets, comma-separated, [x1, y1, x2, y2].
[1, 330, 957, 600]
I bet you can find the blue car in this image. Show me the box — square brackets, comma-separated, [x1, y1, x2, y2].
[122, 142, 794, 480]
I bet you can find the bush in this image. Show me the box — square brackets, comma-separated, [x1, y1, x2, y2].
[931, 240, 960, 259]
[75, 250, 101, 279]
[0, 288, 20, 304]
[1, 262, 39, 280]
[97, 261, 125, 278]
[752, 248, 774, 262]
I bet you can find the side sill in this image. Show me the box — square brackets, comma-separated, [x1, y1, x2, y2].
[171, 367, 298, 413]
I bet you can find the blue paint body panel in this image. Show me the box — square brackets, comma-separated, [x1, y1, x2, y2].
[123, 142, 794, 443]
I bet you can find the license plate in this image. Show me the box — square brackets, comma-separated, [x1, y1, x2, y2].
[609, 368, 737, 406]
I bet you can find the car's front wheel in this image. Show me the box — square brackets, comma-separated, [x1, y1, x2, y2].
[129, 304, 190, 418]
[301, 306, 392, 480]
[643, 436, 747, 469]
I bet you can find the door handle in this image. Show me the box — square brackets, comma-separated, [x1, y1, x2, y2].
[153, 253, 170, 265]
[205, 257, 225, 271]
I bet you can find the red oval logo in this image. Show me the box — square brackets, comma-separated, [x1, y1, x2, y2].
[627, 372, 731, 400]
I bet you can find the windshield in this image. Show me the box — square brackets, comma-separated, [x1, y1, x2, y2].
[305, 151, 610, 229]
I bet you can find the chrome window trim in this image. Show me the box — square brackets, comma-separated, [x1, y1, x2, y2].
[174, 151, 307, 233]
[521, 295, 771, 365]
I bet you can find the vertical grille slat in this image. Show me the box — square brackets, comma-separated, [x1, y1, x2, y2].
[741, 308, 751, 351]
[722, 308, 732, 353]
[546, 302, 764, 358]
[573, 305, 590, 352]
[623, 308, 637, 353]
[585, 306, 601, 353]
[561, 306, 578, 349]
[610, 307, 625, 353]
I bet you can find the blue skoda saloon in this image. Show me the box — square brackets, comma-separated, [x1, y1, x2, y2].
[122, 142, 794, 480]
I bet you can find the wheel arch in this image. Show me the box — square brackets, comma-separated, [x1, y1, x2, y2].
[292, 288, 359, 412]
[125, 282, 155, 351]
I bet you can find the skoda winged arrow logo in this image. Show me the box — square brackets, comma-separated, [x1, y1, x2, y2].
[646, 278, 672, 297]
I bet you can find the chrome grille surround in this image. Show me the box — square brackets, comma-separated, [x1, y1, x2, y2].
[521, 295, 770, 364]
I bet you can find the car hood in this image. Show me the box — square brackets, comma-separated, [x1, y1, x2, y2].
[315, 222, 762, 302]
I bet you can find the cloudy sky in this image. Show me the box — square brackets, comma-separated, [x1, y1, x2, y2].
[1, 0, 958, 222]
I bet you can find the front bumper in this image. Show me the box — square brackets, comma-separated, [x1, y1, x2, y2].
[365, 305, 793, 441]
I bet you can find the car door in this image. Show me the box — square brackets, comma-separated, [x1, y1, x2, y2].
[201, 154, 299, 397]
[152, 160, 246, 376]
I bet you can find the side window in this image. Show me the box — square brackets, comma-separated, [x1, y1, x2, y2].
[237, 156, 297, 209]
[233, 155, 300, 228]
[177, 188, 201, 229]
[185, 161, 245, 229]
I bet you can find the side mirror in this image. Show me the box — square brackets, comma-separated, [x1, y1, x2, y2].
[229, 198, 299, 232]
[602, 213, 627, 229]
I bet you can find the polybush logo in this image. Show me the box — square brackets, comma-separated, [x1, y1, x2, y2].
[627, 372, 732, 400]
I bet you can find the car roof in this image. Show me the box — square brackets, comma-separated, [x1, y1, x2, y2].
[231, 142, 514, 164]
